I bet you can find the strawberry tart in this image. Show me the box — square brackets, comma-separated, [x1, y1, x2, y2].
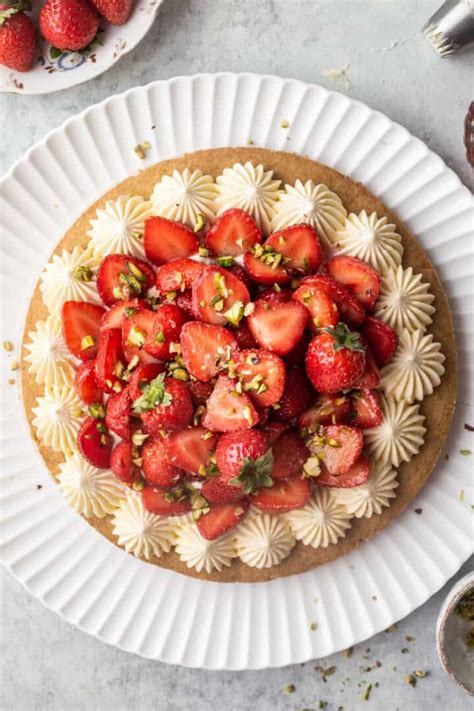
[21, 147, 457, 582]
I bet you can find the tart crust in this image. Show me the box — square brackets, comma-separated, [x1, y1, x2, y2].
[20, 147, 458, 583]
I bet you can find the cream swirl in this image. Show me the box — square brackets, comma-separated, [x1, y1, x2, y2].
[215, 162, 281, 234]
[335, 210, 403, 274]
[285, 487, 351, 548]
[235, 508, 295, 568]
[87, 195, 153, 258]
[381, 330, 445, 403]
[32, 384, 84, 454]
[271, 180, 347, 249]
[375, 266, 435, 334]
[332, 462, 399, 518]
[364, 395, 426, 468]
[40, 246, 101, 315]
[23, 314, 74, 389]
[111, 490, 176, 560]
[58, 453, 125, 519]
[175, 520, 237, 573]
[151, 168, 218, 227]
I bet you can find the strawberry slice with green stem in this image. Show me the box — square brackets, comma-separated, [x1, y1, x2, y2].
[205, 208, 262, 257]
[62, 300, 105, 360]
[144, 216, 199, 265]
[216, 429, 272, 493]
[201, 476, 247, 505]
[192, 265, 250, 326]
[128, 362, 166, 401]
[136, 374, 193, 433]
[96, 254, 154, 306]
[305, 322, 366, 393]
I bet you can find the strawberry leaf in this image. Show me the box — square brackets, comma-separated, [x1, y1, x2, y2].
[132, 373, 172, 413]
[230, 449, 274, 495]
[323, 322, 365, 353]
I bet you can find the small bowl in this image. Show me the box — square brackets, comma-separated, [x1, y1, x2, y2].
[436, 571, 474, 695]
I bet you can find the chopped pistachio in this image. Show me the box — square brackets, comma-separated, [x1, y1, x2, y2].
[280, 119, 290, 129]
[3, 341, 13, 352]
[310, 622, 318, 631]
[169, 341, 182, 354]
[127, 327, 145, 348]
[113, 361, 125, 378]
[89, 403, 105, 419]
[100, 434, 109, 446]
[73, 265, 93, 282]
[132, 431, 149, 447]
[282, 684, 295, 694]
[327, 437, 341, 447]
[155, 331, 166, 344]
[72, 408, 83, 418]
[166, 291, 177, 301]
[8, 378, 15, 385]
[341, 647, 353, 658]
[127, 355, 140, 371]
[194, 212, 206, 233]
[134, 141, 151, 159]
[198, 247, 210, 257]
[303, 456, 321, 478]
[414, 670, 428, 678]
[360, 684, 372, 701]
[213, 271, 229, 297]
[112, 381, 123, 393]
[132, 480, 145, 491]
[243, 405, 253, 424]
[404, 674, 416, 686]
[243, 302, 255, 317]
[247, 138, 254, 145]
[81, 335, 96, 351]
[172, 368, 189, 381]
[215, 256, 234, 268]
[201, 431, 214, 441]
[127, 262, 145, 281]
[10, 360, 18, 371]
[460, 449, 472, 456]
[223, 300, 244, 326]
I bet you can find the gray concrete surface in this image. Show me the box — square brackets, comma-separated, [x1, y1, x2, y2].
[1, 1, 473, 709]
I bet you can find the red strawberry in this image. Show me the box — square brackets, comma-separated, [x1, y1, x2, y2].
[101, 298, 144, 330]
[40, 0, 99, 51]
[192, 265, 250, 326]
[62, 301, 105, 360]
[309, 424, 363, 476]
[74, 360, 102, 404]
[252, 477, 310, 513]
[180, 321, 238, 382]
[266, 224, 322, 274]
[274, 367, 314, 422]
[89, 0, 132, 24]
[259, 420, 289, 445]
[205, 209, 262, 257]
[142, 485, 191, 516]
[316, 456, 370, 488]
[298, 394, 350, 430]
[257, 287, 293, 305]
[167, 426, 218, 475]
[77, 416, 113, 468]
[271, 429, 308, 480]
[283, 332, 311, 369]
[243, 250, 289, 286]
[326, 255, 381, 310]
[351, 389, 382, 428]
[361, 316, 398, 367]
[110, 441, 141, 486]
[305, 323, 366, 393]
[96, 254, 154, 307]
[232, 320, 258, 349]
[232, 349, 285, 408]
[105, 387, 132, 440]
[0, 4, 36, 72]
[141, 435, 181, 487]
[201, 476, 247, 504]
[187, 379, 214, 407]
[352, 349, 380, 389]
[197, 501, 249, 540]
[138, 376, 193, 433]
[293, 283, 339, 330]
[302, 275, 365, 327]
[128, 362, 166, 401]
[216, 429, 270, 492]
[144, 216, 199, 265]
[202, 375, 259, 432]
[225, 264, 255, 295]
[144, 303, 188, 360]
[156, 257, 205, 295]
[121, 307, 157, 364]
[247, 300, 308, 356]
[175, 290, 194, 317]
[95, 328, 126, 393]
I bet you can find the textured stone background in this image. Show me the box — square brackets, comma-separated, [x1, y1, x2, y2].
[1, 1, 473, 709]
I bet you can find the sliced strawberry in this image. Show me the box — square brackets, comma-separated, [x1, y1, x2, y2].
[293, 283, 339, 330]
[96, 254, 154, 306]
[128, 362, 166, 401]
[156, 257, 205, 295]
[95, 328, 126, 394]
[233, 349, 285, 408]
[144, 216, 199, 265]
[257, 287, 293, 305]
[326, 255, 381, 310]
[205, 208, 262, 257]
[266, 224, 322, 273]
[361, 316, 398, 367]
[271, 429, 308, 479]
[305, 324, 366, 393]
[352, 349, 380, 389]
[167, 426, 218, 475]
[74, 360, 102, 404]
[77, 416, 113, 469]
[110, 441, 141, 486]
[252, 477, 310, 513]
[274, 367, 314, 421]
[141, 435, 181, 487]
[175, 290, 194, 317]
[243, 250, 289, 286]
[216, 429, 270, 486]
[201, 476, 246, 504]
[309, 424, 363, 476]
[62, 301, 105, 360]
[139, 378, 193, 433]
[197, 501, 249, 540]
[192, 265, 250, 326]
[259, 420, 289, 445]
[298, 394, 351, 430]
[105, 387, 132, 440]
[231, 320, 258, 349]
[202, 375, 259, 432]
[187, 380, 214, 407]
[247, 300, 308, 356]
[315, 456, 370, 488]
[121, 307, 158, 364]
[142, 484, 191, 516]
[101, 298, 145, 330]
[180, 321, 238, 382]
[225, 264, 255, 295]
[351, 389, 382, 428]
[144, 303, 189, 360]
[302, 275, 365, 327]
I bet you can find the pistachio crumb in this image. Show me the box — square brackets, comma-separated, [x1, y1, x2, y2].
[360, 684, 372, 701]
[280, 119, 290, 129]
[341, 647, 353, 658]
[3, 341, 13, 352]
[282, 684, 295, 694]
[8, 378, 15, 385]
[404, 674, 416, 687]
[310, 622, 318, 631]
[10, 360, 18, 371]
[134, 141, 151, 159]
[460, 449, 472, 456]
[247, 138, 254, 145]
[414, 670, 428, 678]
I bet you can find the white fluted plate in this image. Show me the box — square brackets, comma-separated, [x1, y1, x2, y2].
[0, 74, 473, 670]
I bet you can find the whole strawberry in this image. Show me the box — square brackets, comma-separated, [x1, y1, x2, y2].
[0, 2, 36, 72]
[305, 322, 366, 393]
[40, 0, 99, 51]
[90, 0, 133, 25]
[216, 430, 273, 494]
